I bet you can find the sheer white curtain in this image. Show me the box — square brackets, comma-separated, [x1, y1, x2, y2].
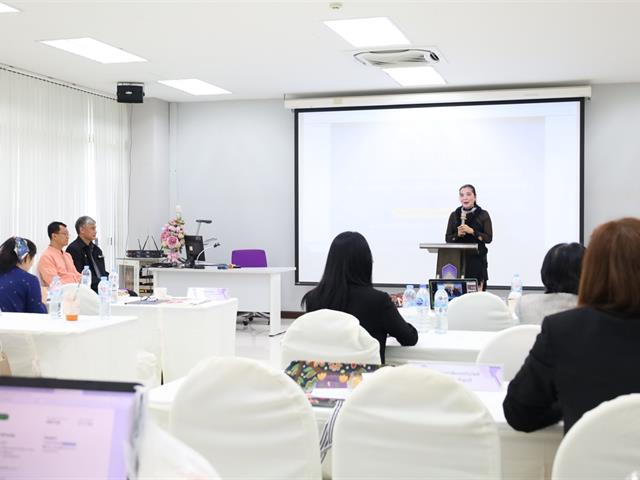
[0, 67, 130, 270]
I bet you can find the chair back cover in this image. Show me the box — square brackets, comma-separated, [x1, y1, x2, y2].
[552, 394, 640, 480]
[447, 292, 515, 331]
[281, 309, 381, 368]
[231, 249, 267, 267]
[333, 365, 501, 480]
[137, 419, 220, 480]
[169, 356, 321, 480]
[476, 324, 541, 381]
[61, 283, 99, 315]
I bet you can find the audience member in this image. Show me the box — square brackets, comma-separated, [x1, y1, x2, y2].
[504, 218, 640, 433]
[66, 216, 109, 292]
[0, 237, 47, 313]
[516, 242, 585, 325]
[38, 221, 82, 286]
[302, 231, 418, 363]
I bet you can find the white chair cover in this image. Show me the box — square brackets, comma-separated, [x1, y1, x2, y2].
[169, 356, 321, 480]
[61, 283, 99, 315]
[281, 309, 381, 368]
[332, 365, 501, 480]
[552, 394, 640, 480]
[447, 292, 515, 331]
[476, 324, 541, 381]
[137, 419, 221, 480]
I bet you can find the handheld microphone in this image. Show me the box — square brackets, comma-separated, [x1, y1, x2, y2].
[461, 211, 467, 226]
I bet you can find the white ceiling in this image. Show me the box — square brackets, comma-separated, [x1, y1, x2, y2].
[1, 0, 640, 102]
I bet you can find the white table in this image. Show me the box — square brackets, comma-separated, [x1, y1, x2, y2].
[385, 329, 497, 364]
[0, 312, 140, 382]
[151, 267, 295, 336]
[314, 388, 563, 480]
[112, 297, 238, 383]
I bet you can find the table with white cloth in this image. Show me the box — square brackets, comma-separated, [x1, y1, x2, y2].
[111, 297, 238, 383]
[0, 312, 140, 381]
[385, 329, 497, 364]
[314, 388, 563, 480]
[150, 267, 295, 336]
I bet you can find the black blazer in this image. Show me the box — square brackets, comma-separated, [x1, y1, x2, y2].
[503, 307, 640, 433]
[306, 285, 418, 363]
[66, 237, 109, 292]
[445, 205, 492, 282]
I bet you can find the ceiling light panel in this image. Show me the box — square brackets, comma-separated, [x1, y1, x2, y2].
[0, 2, 19, 13]
[158, 79, 231, 96]
[383, 66, 446, 86]
[324, 17, 410, 48]
[40, 38, 147, 64]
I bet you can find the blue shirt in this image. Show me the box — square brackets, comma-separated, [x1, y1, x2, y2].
[0, 267, 47, 314]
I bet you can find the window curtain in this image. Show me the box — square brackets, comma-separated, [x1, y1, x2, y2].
[0, 67, 130, 270]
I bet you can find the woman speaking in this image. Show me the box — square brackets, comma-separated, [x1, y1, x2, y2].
[445, 184, 493, 290]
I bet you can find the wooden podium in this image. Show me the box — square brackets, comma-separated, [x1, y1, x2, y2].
[419, 243, 479, 278]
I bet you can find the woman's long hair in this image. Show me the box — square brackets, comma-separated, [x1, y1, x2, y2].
[0, 237, 37, 273]
[579, 218, 640, 314]
[301, 231, 373, 312]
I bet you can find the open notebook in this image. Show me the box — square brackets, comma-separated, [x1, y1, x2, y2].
[0, 376, 142, 479]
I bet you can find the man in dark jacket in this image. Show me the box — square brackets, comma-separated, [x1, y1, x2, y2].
[66, 215, 109, 292]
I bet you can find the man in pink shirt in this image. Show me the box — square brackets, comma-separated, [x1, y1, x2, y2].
[38, 221, 81, 286]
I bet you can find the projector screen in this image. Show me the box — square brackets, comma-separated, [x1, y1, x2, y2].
[295, 98, 583, 288]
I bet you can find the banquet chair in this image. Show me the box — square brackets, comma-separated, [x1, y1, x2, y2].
[447, 291, 515, 331]
[231, 249, 269, 326]
[332, 365, 501, 480]
[61, 283, 99, 315]
[551, 394, 640, 479]
[476, 324, 541, 381]
[169, 356, 321, 480]
[281, 309, 381, 368]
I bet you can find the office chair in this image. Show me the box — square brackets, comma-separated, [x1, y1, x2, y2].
[230, 249, 269, 326]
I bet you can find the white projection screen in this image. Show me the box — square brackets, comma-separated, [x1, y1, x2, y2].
[295, 98, 584, 288]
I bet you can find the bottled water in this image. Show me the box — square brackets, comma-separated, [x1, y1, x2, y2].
[49, 276, 63, 320]
[415, 284, 431, 333]
[433, 284, 449, 334]
[98, 277, 111, 320]
[108, 271, 119, 304]
[508, 273, 523, 317]
[81, 266, 92, 288]
[402, 285, 417, 308]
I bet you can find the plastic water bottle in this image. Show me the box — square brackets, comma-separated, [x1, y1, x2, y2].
[98, 276, 111, 320]
[415, 284, 431, 333]
[81, 265, 92, 288]
[402, 285, 417, 308]
[508, 273, 523, 317]
[108, 271, 119, 304]
[49, 276, 62, 320]
[433, 284, 449, 334]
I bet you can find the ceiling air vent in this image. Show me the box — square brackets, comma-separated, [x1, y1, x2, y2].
[354, 49, 441, 68]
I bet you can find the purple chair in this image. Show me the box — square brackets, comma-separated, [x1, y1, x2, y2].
[231, 249, 268, 326]
[231, 249, 267, 268]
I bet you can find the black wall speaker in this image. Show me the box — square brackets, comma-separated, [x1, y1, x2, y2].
[117, 83, 144, 103]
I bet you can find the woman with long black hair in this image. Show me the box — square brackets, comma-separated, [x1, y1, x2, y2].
[0, 236, 47, 313]
[302, 231, 417, 363]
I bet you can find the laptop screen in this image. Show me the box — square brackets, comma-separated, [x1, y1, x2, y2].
[428, 278, 479, 308]
[0, 377, 140, 479]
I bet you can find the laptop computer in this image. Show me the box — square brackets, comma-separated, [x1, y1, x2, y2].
[428, 278, 478, 308]
[0, 376, 142, 479]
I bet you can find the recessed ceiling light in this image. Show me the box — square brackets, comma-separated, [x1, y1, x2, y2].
[40, 38, 147, 64]
[158, 79, 231, 96]
[324, 17, 410, 48]
[0, 2, 19, 13]
[383, 66, 446, 87]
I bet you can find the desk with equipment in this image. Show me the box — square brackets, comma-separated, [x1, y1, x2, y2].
[150, 267, 295, 336]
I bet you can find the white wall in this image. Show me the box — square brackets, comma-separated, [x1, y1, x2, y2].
[129, 84, 640, 310]
[128, 98, 170, 252]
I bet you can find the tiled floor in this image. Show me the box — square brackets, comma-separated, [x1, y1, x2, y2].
[234, 318, 293, 369]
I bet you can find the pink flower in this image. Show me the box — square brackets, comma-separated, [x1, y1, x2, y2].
[166, 235, 179, 248]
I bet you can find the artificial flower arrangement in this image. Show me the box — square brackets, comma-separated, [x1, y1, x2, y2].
[161, 206, 185, 264]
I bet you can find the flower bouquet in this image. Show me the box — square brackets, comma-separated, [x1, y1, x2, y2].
[160, 215, 185, 264]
